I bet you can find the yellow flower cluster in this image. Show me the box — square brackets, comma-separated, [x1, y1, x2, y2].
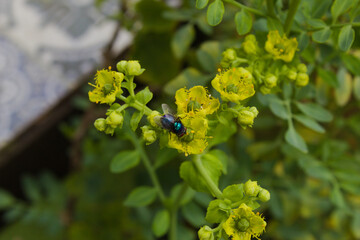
[223, 203, 266, 240]
[88, 68, 124, 105]
[265, 31, 298, 62]
[168, 86, 220, 156]
[212, 68, 255, 103]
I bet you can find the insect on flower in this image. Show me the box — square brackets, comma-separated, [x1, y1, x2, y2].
[154, 104, 187, 137]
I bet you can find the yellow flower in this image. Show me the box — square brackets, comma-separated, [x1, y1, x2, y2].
[211, 68, 255, 103]
[223, 203, 267, 240]
[265, 31, 298, 62]
[168, 117, 208, 156]
[88, 68, 124, 105]
[175, 86, 220, 118]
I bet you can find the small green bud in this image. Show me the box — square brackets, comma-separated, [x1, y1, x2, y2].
[244, 180, 260, 197]
[127, 60, 144, 76]
[260, 86, 271, 95]
[148, 111, 162, 128]
[243, 34, 258, 55]
[116, 60, 145, 76]
[198, 226, 214, 240]
[104, 126, 116, 135]
[264, 74, 277, 88]
[223, 48, 237, 61]
[116, 60, 128, 74]
[141, 126, 157, 145]
[106, 111, 124, 128]
[238, 108, 257, 127]
[249, 106, 259, 117]
[258, 188, 271, 202]
[296, 72, 309, 86]
[237, 218, 250, 231]
[297, 63, 307, 73]
[287, 69, 297, 80]
[94, 118, 106, 132]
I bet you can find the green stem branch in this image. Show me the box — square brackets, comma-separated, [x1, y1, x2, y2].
[223, 0, 266, 17]
[284, 0, 301, 35]
[128, 131, 166, 204]
[169, 184, 189, 240]
[193, 155, 223, 199]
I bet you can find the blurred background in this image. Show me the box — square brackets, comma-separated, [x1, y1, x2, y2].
[0, 0, 360, 239]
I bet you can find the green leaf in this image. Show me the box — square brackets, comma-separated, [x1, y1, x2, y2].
[172, 24, 195, 59]
[331, 185, 347, 209]
[353, 76, 360, 100]
[331, 0, 354, 21]
[285, 124, 308, 153]
[124, 186, 157, 207]
[295, 102, 333, 122]
[312, 27, 332, 43]
[179, 155, 223, 195]
[269, 97, 289, 120]
[152, 209, 170, 237]
[196, 41, 222, 73]
[170, 184, 195, 206]
[196, 0, 208, 9]
[0, 189, 15, 210]
[298, 32, 310, 51]
[130, 111, 144, 131]
[181, 202, 206, 227]
[135, 87, 153, 104]
[317, 68, 338, 87]
[22, 176, 41, 202]
[267, 17, 284, 35]
[206, 0, 224, 26]
[154, 148, 178, 169]
[307, 19, 327, 28]
[110, 150, 140, 173]
[235, 9, 252, 35]
[338, 25, 355, 51]
[335, 68, 352, 106]
[293, 114, 325, 133]
[207, 149, 228, 174]
[341, 53, 360, 75]
[351, 210, 360, 238]
[164, 68, 212, 95]
[222, 184, 244, 202]
[205, 199, 230, 223]
[296, 154, 334, 181]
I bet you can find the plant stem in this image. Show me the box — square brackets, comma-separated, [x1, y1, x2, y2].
[223, 0, 266, 17]
[284, 0, 301, 35]
[193, 155, 223, 199]
[128, 131, 166, 204]
[169, 184, 189, 240]
[266, 0, 276, 18]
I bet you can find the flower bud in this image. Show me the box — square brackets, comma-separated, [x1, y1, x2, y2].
[264, 74, 277, 88]
[238, 107, 258, 127]
[127, 60, 144, 76]
[198, 226, 214, 240]
[244, 180, 260, 197]
[296, 72, 309, 86]
[223, 48, 237, 61]
[243, 34, 258, 55]
[258, 188, 270, 202]
[116, 60, 128, 74]
[106, 111, 124, 128]
[94, 118, 106, 132]
[104, 126, 116, 135]
[297, 63, 307, 73]
[141, 126, 157, 145]
[147, 111, 162, 128]
[260, 86, 271, 95]
[287, 69, 297, 80]
[116, 60, 145, 76]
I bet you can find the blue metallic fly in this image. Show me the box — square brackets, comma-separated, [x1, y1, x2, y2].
[155, 104, 187, 137]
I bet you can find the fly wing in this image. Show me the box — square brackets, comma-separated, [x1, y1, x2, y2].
[161, 104, 176, 115]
